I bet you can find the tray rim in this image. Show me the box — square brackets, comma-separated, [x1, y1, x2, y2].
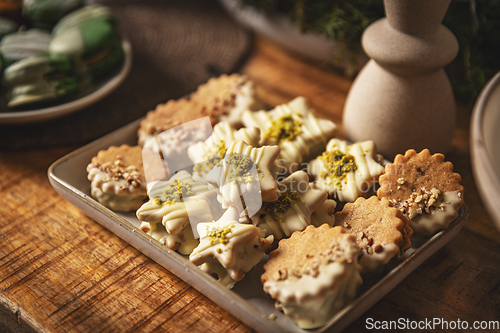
[47, 119, 469, 333]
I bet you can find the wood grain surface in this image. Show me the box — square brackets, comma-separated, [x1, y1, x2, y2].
[1, 36, 500, 333]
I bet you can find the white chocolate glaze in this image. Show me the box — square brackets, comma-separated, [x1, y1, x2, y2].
[242, 96, 337, 176]
[410, 190, 463, 235]
[187, 121, 262, 183]
[309, 139, 384, 202]
[263, 235, 362, 329]
[87, 165, 147, 212]
[206, 141, 280, 214]
[250, 171, 329, 241]
[140, 221, 199, 255]
[310, 197, 337, 227]
[222, 78, 262, 127]
[189, 207, 271, 288]
[136, 170, 218, 235]
[358, 243, 400, 272]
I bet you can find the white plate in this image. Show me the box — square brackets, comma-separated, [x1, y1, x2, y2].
[48, 120, 468, 333]
[471, 71, 500, 230]
[0, 40, 132, 124]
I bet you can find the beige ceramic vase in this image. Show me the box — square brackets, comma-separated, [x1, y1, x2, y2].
[342, 0, 459, 158]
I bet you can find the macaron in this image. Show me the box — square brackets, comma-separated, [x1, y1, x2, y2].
[7, 76, 77, 108]
[50, 18, 123, 80]
[22, 0, 83, 30]
[3, 55, 73, 86]
[0, 29, 52, 65]
[52, 4, 115, 36]
[0, 16, 18, 39]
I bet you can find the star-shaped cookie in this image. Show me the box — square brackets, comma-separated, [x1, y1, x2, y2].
[187, 121, 262, 183]
[136, 170, 220, 236]
[189, 207, 272, 288]
[309, 138, 385, 202]
[242, 96, 338, 175]
[206, 140, 281, 215]
[249, 171, 331, 241]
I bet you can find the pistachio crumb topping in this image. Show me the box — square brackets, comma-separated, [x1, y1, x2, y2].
[319, 149, 358, 184]
[207, 224, 233, 246]
[262, 189, 300, 222]
[264, 114, 303, 143]
[194, 140, 226, 176]
[155, 179, 194, 205]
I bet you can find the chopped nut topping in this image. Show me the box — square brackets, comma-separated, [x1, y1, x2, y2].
[397, 178, 405, 185]
[91, 157, 142, 187]
[394, 187, 442, 219]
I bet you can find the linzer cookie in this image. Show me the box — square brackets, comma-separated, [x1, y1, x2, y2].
[190, 207, 272, 289]
[187, 121, 261, 183]
[249, 171, 334, 241]
[377, 149, 464, 235]
[206, 140, 281, 213]
[261, 225, 362, 329]
[334, 196, 412, 272]
[190, 73, 261, 127]
[242, 96, 338, 175]
[309, 138, 385, 202]
[136, 170, 221, 253]
[87, 145, 147, 212]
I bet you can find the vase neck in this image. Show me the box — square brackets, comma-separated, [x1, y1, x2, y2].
[384, 0, 451, 35]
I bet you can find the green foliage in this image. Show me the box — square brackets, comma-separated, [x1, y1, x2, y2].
[240, 0, 500, 102]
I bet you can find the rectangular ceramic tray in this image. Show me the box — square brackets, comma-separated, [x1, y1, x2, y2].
[48, 118, 469, 333]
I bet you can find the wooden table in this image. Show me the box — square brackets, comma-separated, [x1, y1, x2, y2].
[1, 36, 499, 333]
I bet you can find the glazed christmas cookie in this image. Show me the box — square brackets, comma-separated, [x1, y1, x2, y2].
[261, 225, 362, 329]
[138, 99, 213, 171]
[137, 170, 221, 254]
[140, 221, 199, 255]
[309, 138, 385, 202]
[377, 149, 464, 235]
[242, 96, 338, 175]
[334, 196, 413, 272]
[189, 207, 272, 288]
[87, 145, 147, 212]
[190, 73, 262, 127]
[249, 171, 334, 241]
[187, 121, 262, 183]
[206, 140, 281, 213]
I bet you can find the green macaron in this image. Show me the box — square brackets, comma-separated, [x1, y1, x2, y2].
[0, 29, 52, 65]
[22, 0, 83, 30]
[49, 17, 123, 80]
[7, 76, 77, 108]
[3, 55, 73, 86]
[52, 4, 115, 36]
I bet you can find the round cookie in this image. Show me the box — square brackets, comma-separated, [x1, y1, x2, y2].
[334, 196, 413, 272]
[377, 149, 464, 235]
[261, 225, 362, 329]
[189, 73, 262, 127]
[86, 145, 148, 212]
